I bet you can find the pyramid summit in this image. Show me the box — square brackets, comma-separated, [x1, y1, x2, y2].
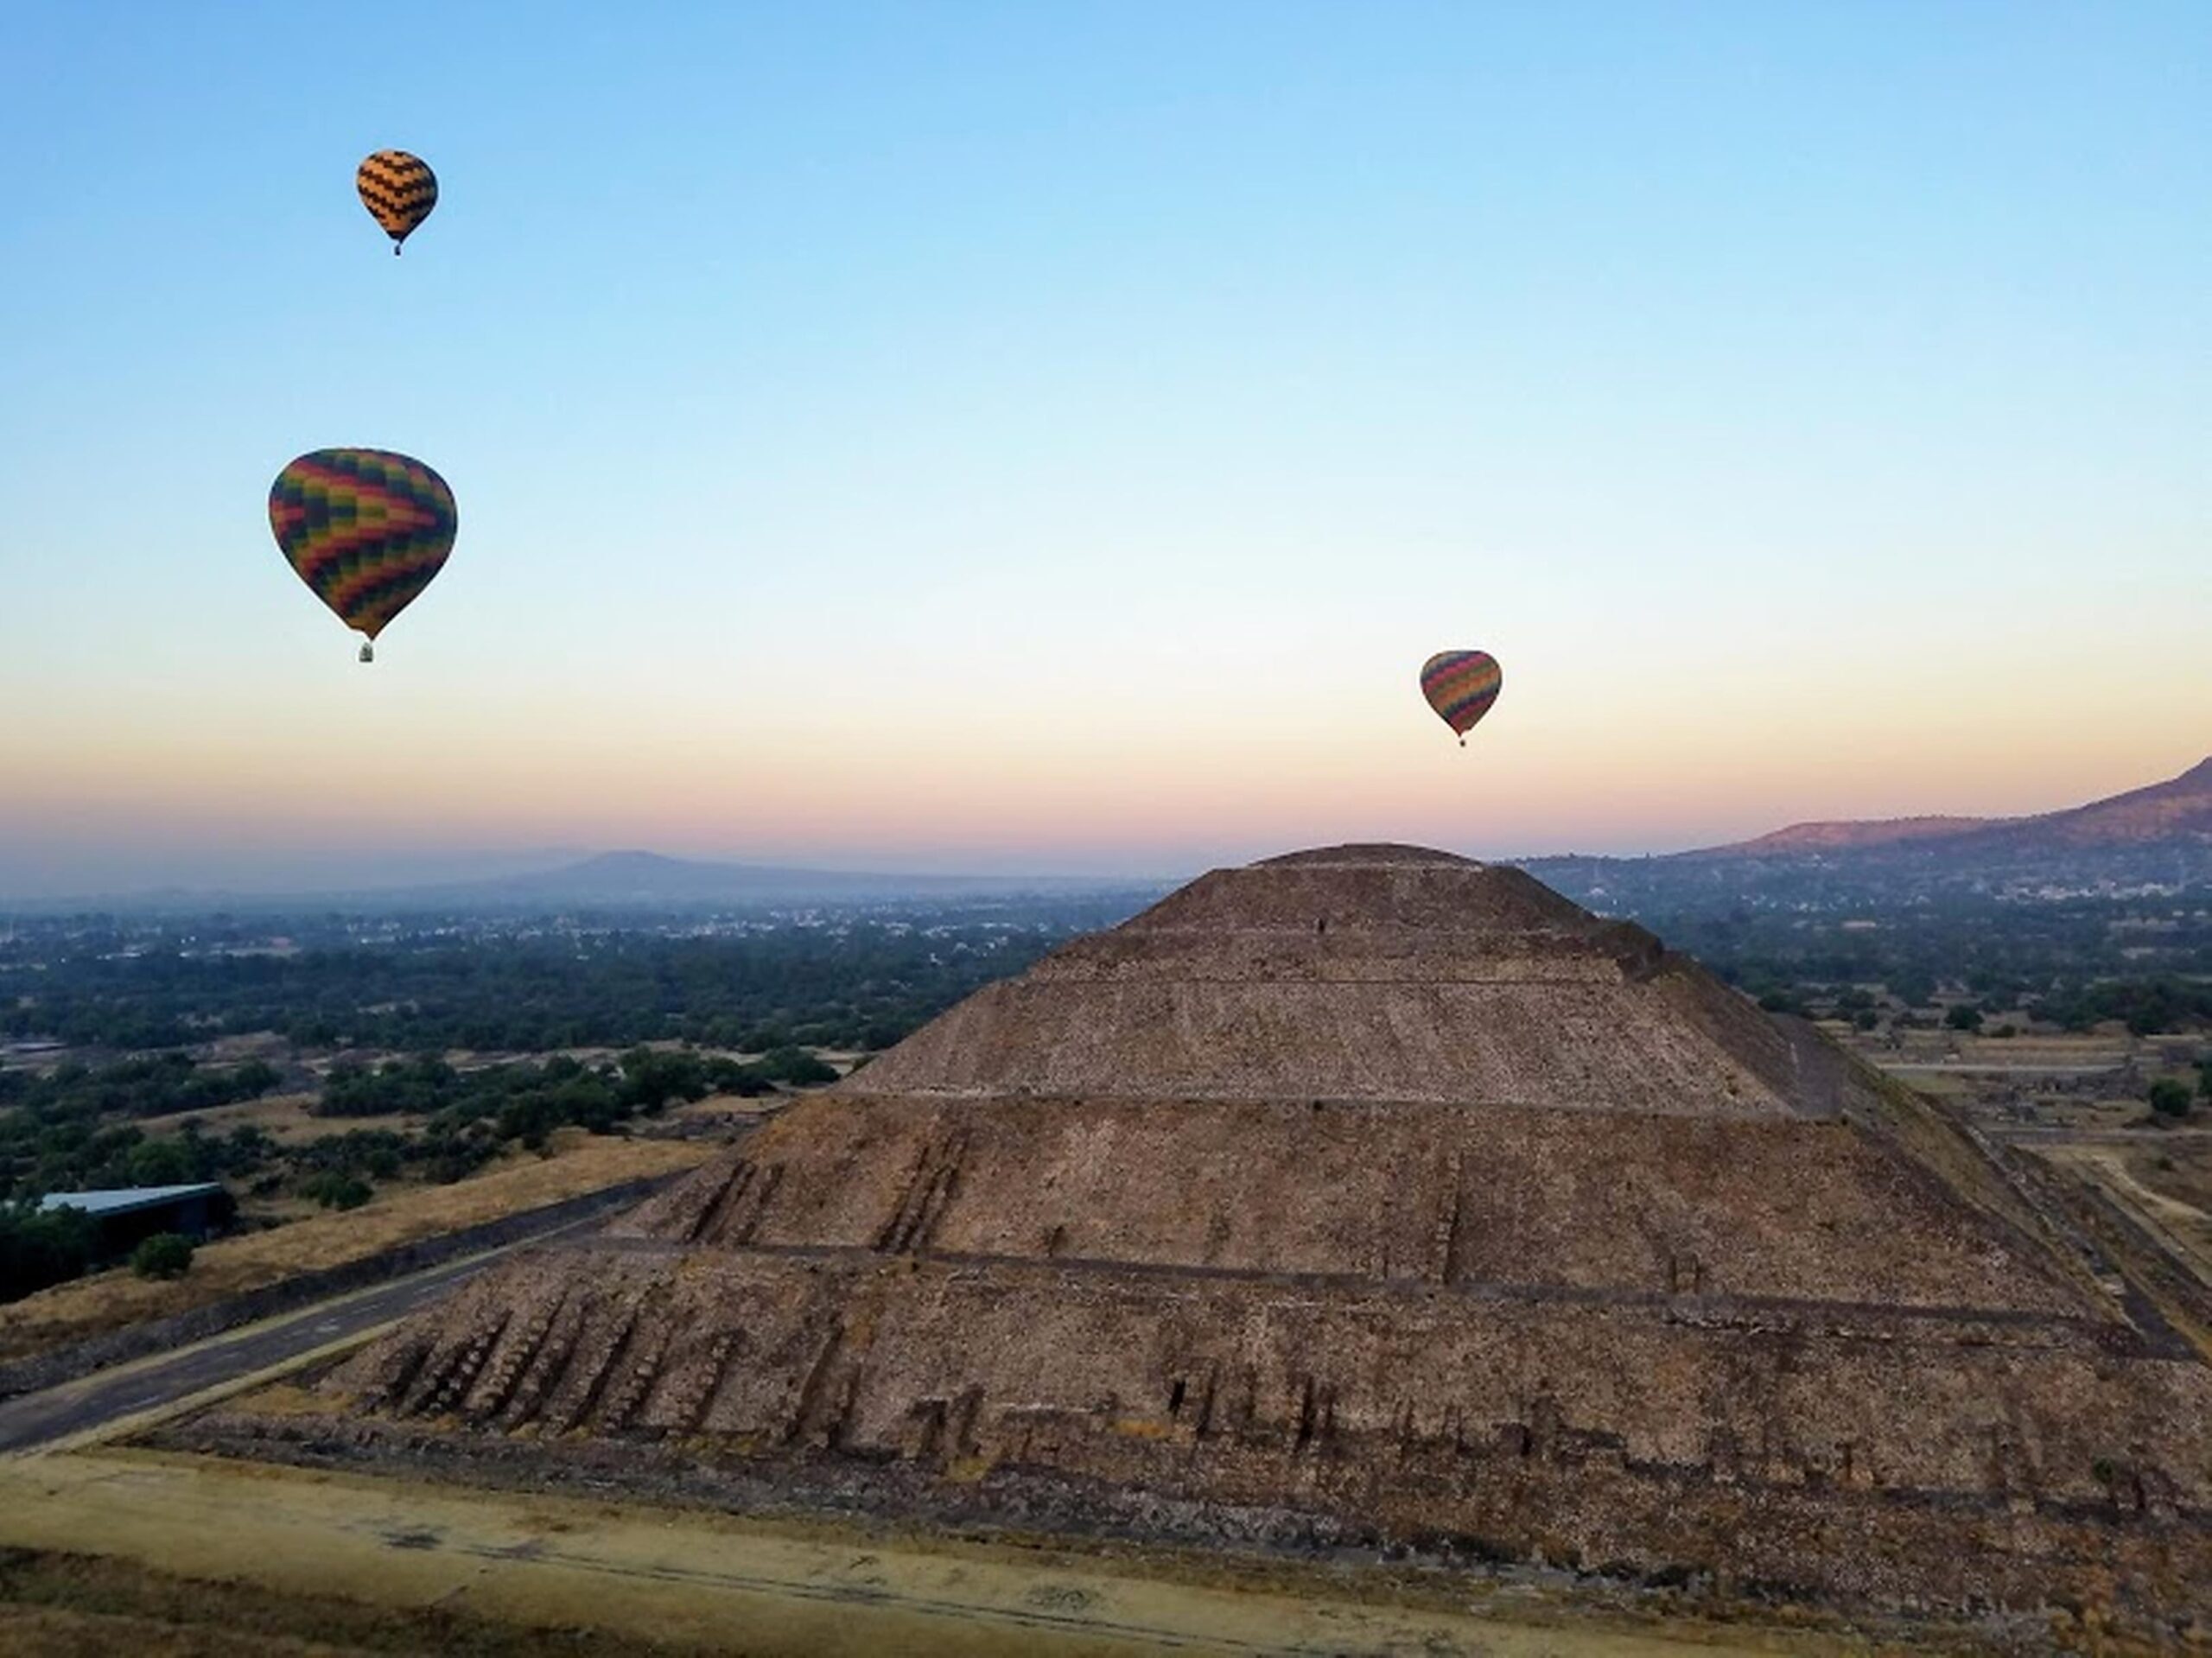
[293, 845, 2212, 1621]
[847, 842, 1864, 1118]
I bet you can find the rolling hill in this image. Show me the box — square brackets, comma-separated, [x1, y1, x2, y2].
[1524, 756, 2212, 913]
[1696, 756, 2211, 859]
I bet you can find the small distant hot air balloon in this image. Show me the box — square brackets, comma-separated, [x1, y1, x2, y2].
[270, 449, 457, 662]
[356, 150, 437, 253]
[1420, 650, 1503, 746]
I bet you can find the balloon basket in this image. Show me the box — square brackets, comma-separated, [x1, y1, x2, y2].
[359, 641, 374, 664]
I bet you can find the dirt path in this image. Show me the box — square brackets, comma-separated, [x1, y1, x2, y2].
[0, 1450, 1894, 1657]
[2044, 1144, 2212, 1284]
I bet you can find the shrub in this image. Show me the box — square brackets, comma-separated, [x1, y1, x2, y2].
[2147, 1078, 2194, 1121]
[299, 1171, 373, 1210]
[126, 1137, 195, 1187]
[0, 1204, 99, 1303]
[1944, 1003, 1984, 1032]
[1889, 973, 1937, 1010]
[616, 1047, 709, 1111]
[130, 1232, 194, 1280]
[757, 1046, 838, 1086]
[703, 1058, 775, 1097]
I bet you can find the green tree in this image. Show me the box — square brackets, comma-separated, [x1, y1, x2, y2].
[616, 1047, 708, 1111]
[0, 1205, 99, 1303]
[130, 1232, 194, 1280]
[1944, 1003, 1985, 1032]
[126, 1137, 194, 1187]
[759, 1046, 837, 1086]
[1890, 972, 1938, 1010]
[2147, 1078, 2194, 1121]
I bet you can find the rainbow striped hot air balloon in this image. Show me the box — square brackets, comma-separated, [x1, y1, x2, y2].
[1419, 650, 1503, 746]
[270, 449, 457, 662]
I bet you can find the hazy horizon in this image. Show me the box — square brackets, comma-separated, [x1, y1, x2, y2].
[2, 748, 2202, 901]
[6, 3, 2206, 901]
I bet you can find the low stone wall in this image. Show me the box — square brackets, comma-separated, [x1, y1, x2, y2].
[0, 1174, 678, 1402]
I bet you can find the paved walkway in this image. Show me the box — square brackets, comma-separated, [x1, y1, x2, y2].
[0, 1213, 602, 1454]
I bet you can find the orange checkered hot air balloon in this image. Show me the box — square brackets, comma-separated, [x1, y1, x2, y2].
[270, 449, 457, 663]
[356, 149, 437, 253]
[1419, 650, 1503, 746]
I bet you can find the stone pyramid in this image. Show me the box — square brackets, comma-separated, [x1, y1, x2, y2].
[317, 848, 2212, 1618]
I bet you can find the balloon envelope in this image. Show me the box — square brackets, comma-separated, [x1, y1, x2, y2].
[269, 448, 457, 643]
[1420, 650, 1503, 738]
[356, 150, 437, 249]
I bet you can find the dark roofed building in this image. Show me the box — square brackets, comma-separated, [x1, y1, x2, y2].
[38, 1183, 233, 1258]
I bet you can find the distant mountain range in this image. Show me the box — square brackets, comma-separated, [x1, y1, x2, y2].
[390, 762, 2212, 915]
[10, 850, 1166, 914]
[1523, 756, 2212, 912]
[421, 850, 1160, 908]
[1697, 757, 2212, 859]
[16, 760, 2207, 915]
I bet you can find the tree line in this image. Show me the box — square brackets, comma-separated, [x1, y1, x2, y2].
[1, 921, 1074, 1054]
[0, 1045, 841, 1303]
[1608, 893, 2212, 1032]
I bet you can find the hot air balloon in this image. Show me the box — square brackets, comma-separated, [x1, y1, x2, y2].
[1419, 650, 1503, 746]
[356, 150, 437, 253]
[269, 449, 457, 662]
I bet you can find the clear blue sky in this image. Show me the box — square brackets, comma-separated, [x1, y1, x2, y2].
[3, 2, 2206, 894]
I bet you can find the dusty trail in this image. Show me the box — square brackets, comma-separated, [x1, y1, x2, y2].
[2044, 1143, 2212, 1282]
[0, 1449, 1894, 1657]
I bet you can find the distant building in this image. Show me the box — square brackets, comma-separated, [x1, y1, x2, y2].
[38, 1183, 234, 1257]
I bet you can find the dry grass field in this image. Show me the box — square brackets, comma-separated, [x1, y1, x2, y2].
[2039, 1138, 2212, 1283]
[127, 1049, 829, 1149]
[133, 1091, 425, 1148]
[0, 1449, 2037, 1657]
[0, 1547, 683, 1658]
[2135, 1134, 2212, 1214]
[0, 1134, 714, 1365]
